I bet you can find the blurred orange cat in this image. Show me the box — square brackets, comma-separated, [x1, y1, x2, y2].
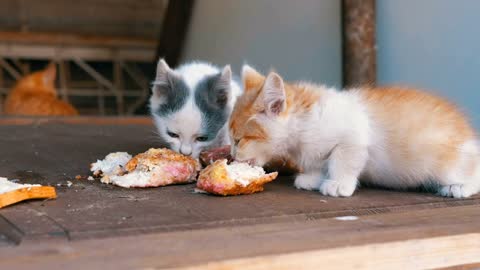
[3, 63, 78, 116]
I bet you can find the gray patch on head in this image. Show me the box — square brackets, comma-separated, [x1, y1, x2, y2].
[152, 76, 189, 116]
[194, 73, 230, 141]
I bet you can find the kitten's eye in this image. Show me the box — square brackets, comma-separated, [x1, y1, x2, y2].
[167, 131, 179, 138]
[234, 139, 240, 146]
[196, 136, 209, 142]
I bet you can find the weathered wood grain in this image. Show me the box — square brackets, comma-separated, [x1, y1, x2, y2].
[0, 118, 479, 269]
[0, 0, 168, 39]
[1, 205, 480, 269]
[0, 214, 23, 245]
[0, 119, 478, 241]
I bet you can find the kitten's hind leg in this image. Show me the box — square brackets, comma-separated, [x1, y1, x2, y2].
[437, 165, 480, 198]
[320, 144, 368, 197]
[437, 141, 480, 198]
[294, 172, 324, 191]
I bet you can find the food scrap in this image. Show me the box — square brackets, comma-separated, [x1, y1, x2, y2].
[90, 148, 200, 188]
[0, 177, 56, 208]
[196, 159, 278, 196]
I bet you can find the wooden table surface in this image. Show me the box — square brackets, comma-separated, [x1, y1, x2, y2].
[0, 117, 480, 270]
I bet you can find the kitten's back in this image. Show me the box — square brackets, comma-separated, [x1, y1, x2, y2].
[357, 86, 477, 185]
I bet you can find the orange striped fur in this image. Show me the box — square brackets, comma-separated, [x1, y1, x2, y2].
[4, 63, 78, 116]
[229, 65, 480, 198]
[230, 67, 321, 146]
[358, 86, 476, 177]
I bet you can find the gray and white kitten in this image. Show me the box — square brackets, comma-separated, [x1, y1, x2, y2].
[150, 59, 241, 158]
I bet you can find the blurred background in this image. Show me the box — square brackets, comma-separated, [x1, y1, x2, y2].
[0, 0, 478, 130]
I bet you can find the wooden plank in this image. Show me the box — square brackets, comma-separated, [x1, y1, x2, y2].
[0, 58, 21, 79]
[113, 61, 125, 115]
[342, 0, 376, 87]
[0, 88, 147, 98]
[0, 44, 155, 62]
[0, 31, 157, 48]
[97, 85, 106, 116]
[0, 0, 168, 39]
[57, 60, 69, 102]
[177, 233, 480, 270]
[156, 0, 196, 66]
[121, 62, 150, 115]
[72, 58, 115, 90]
[0, 119, 479, 269]
[0, 116, 152, 126]
[1, 205, 480, 269]
[0, 214, 23, 245]
[438, 263, 480, 270]
[0, 204, 69, 242]
[0, 120, 479, 242]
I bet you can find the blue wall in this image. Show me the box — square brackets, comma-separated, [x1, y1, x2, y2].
[182, 0, 341, 87]
[377, 0, 480, 131]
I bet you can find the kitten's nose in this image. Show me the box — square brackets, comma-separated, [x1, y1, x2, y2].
[180, 151, 192, 156]
[180, 145, 192, 156]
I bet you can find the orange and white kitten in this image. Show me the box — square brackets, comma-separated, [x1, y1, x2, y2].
[229, 65, 480, 198]
[4, 63, 78, 116]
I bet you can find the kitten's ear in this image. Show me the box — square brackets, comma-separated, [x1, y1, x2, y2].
[152, 59, 174, 99]
[242, 65, 264, 92]
[210, 65, 232, 108]
[43, 62, 57, 85]
[262, 72, 286, 116]
[155, 58, 172, 83]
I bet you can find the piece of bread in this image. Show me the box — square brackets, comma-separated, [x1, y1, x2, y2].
[91, 148, 200, 188]
[90, 152, 132, 182]
[0, 177, 56, 208]
[196, 159, 278, 196]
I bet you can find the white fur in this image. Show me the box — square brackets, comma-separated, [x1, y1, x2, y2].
[290, 88, 370, 197]
[437, 140, 480, 198]
[235, 72, 480, 198]
[151, 61, 241, 158]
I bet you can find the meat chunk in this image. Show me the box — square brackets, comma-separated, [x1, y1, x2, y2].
[199, 145, 232, 167]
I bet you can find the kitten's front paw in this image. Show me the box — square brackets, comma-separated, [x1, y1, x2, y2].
[319, 179, 357, 197]
[294, 174, 322, 191]
[438, 184, 473, 198]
